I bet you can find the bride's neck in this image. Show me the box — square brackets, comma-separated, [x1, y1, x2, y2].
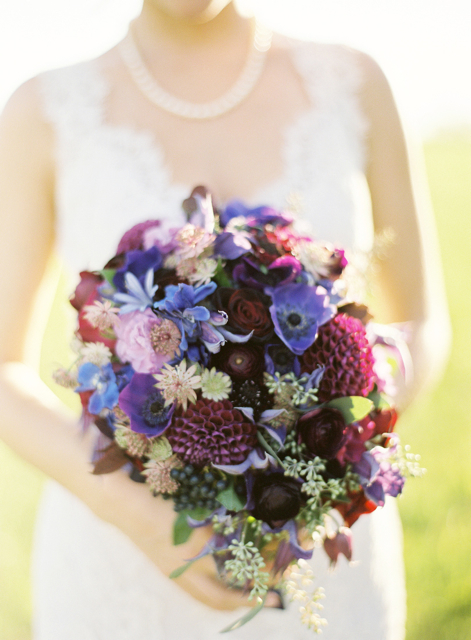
[132, 1, 251, 57]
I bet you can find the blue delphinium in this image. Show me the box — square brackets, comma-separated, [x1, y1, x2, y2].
[76, 362, 119, 414]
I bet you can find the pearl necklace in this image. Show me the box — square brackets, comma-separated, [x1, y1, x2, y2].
[119, 21, 272, 120]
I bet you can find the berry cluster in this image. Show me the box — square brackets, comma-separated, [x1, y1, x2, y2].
[168, 465, 228, 512]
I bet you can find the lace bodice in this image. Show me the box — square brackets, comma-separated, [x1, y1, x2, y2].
[33, 40, 405, 640]
[40, 41, 374, 274]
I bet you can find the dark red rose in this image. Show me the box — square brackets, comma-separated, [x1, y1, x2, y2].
[70, 271, 103, 312]
[297, 407, 348, 460]
[334, 489, 377, 527]
[252, 474, 303, 528]
[227, 289, 272, 338]
[211, 343, 264, 380]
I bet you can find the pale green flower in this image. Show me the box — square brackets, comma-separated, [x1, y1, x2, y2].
[148, 436, 173, 461]
[200, 367, 232, 401]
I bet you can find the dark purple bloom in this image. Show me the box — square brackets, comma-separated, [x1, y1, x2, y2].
[251, 474, 303, 528]
[119, 373, 174, 436]
[76, 362, 119, 414]
[232, 254, 301, 291]
[265, 343, 299, 376]
[220, 201, 293, 228]
[113, 246, 163, 293]
[269, 283, 335, 355]
[297, 407, 348, 460]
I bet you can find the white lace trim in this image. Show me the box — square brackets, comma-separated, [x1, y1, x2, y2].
[38, 41, 373, 273]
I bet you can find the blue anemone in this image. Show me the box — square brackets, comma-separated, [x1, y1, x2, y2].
[269, 283, 336, 355]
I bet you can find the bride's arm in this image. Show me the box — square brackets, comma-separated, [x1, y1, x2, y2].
[359, 53, 451, 407]
[0, 80, 252, 611]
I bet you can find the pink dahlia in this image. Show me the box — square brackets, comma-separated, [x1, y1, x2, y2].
[115, 309, 180, 374]
[167, 398, 257, 468]
[300, 314, 375, 402]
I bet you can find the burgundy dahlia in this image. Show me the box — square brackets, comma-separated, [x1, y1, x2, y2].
[167, 398, 257, 468]
[300, 314, 375, 402]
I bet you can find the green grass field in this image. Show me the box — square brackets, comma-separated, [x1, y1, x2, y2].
[0, 135, 470, 639]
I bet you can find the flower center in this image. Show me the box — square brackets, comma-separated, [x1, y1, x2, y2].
[287, 313, 302, 326]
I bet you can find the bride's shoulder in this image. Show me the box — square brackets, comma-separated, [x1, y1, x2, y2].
[273, 33, 391, 95]
[3, 48, 117, 132]
[273, 34, 395, 124]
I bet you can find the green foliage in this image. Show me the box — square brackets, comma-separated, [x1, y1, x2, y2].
[326, 396, 373, 423]
[216, 479, 246, 512]
[172, 507, 211, 545]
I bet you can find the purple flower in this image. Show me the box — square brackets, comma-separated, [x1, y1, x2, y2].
[251, 474, 303, 528]
[297, 407, 347, 460]
[269, 283, 336, 355]
[113, 246, 162, 293]
[116, 220, 161, 254]
[220, 201, 293, 228]
[76, 362, 119, 414]
[353, 448, 405, 506]
[213, 231, 252, 260]
[119, 373, 174, 436]
[232, 254, 301, 291]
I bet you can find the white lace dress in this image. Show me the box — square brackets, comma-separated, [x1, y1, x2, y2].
[33, 41, 406, 640]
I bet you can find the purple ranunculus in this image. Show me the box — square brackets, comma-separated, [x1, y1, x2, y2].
[119, 373, 174, 436]
[297, 407, 348, 460]
[269, 283, 336, 355]
[251, 473, 303, 528]
[232, 254, 301, 291]
[76, 362, 119, 414]
[113, 246, 162, 293]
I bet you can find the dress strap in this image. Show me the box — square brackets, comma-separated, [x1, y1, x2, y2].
[290, 41, 369, 144]
[38, 59, 108, 134]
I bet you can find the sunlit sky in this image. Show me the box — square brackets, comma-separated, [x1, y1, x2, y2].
[0, 0, 470, 138]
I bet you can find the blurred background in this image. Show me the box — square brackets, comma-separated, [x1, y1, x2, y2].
[0, 1, 470, 638]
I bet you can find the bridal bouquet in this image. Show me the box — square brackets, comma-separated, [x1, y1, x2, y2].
[54, 187, 422, 632]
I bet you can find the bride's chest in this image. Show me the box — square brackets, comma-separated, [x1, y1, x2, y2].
[43, 43, 373, 270]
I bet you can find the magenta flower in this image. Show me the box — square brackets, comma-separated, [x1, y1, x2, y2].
[115, 309, 179, 374]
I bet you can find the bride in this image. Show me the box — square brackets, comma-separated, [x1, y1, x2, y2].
[0, 0, 449, 638]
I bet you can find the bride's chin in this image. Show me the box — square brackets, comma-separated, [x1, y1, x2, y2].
[143, 0, 233, 22]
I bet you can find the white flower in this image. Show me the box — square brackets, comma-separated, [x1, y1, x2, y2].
[52, 367, 78, 389]
[200, 367, 232, 401]
[153, 360, 201, 410]
[175, 224, 215, 260]
[176, 257, 218, 286]
[143, 456, 181, 494]
[79, 342, 113, 367]
[83, 300, 120, 331]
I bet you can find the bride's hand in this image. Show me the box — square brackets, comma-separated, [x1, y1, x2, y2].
[88, 455, 281, 611]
